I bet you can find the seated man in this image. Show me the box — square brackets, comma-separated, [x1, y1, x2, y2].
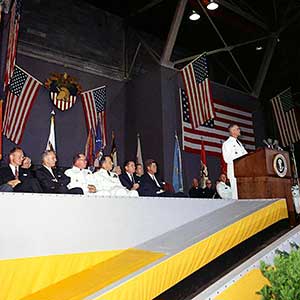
[36, 150, 83, 194]
[93, 155, 139, 197]
[119, 160, 140, 192]
[135, 163, 144, 184]
[216, 173, 232, 199]
[139, 159, 178, 197]
[189, 178, 200, 198]
[0, 147, 42, 193]
[198, 179, 218, 198]
[65, 153, 97, 195]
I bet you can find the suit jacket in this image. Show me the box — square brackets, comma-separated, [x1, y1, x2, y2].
[36, 166, 71, 194]
[0, 166, 42, 193]
[139, 173, 163, 196]
[119, 173, 138, 190]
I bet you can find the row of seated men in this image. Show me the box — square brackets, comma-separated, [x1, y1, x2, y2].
[0, 147, 184, 197]
[189, 173, 232, 199]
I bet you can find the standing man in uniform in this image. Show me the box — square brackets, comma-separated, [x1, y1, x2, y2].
[222, 124, 248, 199]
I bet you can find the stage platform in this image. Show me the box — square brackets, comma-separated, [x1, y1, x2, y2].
[195, 224, 300, 300]
[0, 193, 288, 300]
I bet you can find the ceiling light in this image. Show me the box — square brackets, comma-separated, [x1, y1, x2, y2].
[189, 10, 200, 21]
[256, 45, 263, 51]
[207, 0, 219, 10]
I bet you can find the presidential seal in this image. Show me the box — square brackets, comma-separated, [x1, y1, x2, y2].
[273, 153, 288, 178]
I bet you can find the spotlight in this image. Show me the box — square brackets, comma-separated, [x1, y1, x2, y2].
[189, 10, 200, 21]
[207, 0, 219, 10]
[256, 45, 263, 51]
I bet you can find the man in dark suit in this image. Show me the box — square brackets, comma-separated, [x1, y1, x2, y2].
[119, 160, 140, 192]
[139, 159, 170, 197]
[35, 150, 83, 194]
[0, 147, 42, 193]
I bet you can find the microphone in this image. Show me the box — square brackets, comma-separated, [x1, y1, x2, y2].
[267, 138, 274, 149]
[263, 139, 271, 148]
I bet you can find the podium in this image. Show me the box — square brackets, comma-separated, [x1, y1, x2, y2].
[234, 148, 295, 225]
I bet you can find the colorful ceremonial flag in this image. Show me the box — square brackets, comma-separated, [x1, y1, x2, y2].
[3, 0, 21, 91]
[136, 133, 143, 169]
[94, 119, 102, 156]
[271, 88, 300, 147]
[179, 88, 255, 156]
[110, 131, 118, 167]
[3, 65, 42, 144]
[220, 151, 227, 175]
[46, 111, 56, 151]
[180, 54, 215, 128]
[81, 86, 107, 148]
[172, 134, 184, 193]
[0, 100, 2, 160]
[200, 140, 207, 166]
[85, 130, 94, 166]
[200, 139, 209, 188]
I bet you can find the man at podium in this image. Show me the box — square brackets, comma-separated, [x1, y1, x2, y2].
[222, 124, 248, 199]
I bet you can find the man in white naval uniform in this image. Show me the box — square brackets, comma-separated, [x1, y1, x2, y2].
[216, 173, 232, 199]
[93, 155, 139, 197]
[222, 124, 248, 199]
[65, 153, 97, 195]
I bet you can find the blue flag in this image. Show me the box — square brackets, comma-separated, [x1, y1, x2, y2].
[94, 118, 102, 156]
[172, 135, 184, 193]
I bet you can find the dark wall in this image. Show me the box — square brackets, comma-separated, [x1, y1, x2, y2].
[125, 66, 164, 171]
[2, 54, 126, 167]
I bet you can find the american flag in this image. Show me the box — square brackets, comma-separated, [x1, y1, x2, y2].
[181, 54, 215, 128]
[3, 0, 21, 92]
[271, 88, 300, 147]
[3, 65, 41, 144]
[81, 86, 107, 148]
[180, 88, 255, 155]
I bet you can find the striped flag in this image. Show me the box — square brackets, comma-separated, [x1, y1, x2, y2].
[46, 111, 56, 151]
[271, 88, 300, 147]
[81, 86, 107, 148]
[180, 54, 215, 128]
[180, 88, 255, 156]
[3, 0, 21, 92]
[3, 65, 42, 144]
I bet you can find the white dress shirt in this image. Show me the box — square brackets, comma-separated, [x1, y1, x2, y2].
[9, 164, 19, 177]
[43, 165, 56, 178]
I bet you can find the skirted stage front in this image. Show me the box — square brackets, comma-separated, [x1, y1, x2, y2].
[0, 193, 288, 300]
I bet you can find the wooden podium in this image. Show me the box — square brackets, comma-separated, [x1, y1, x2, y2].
[234, 148, 295, 225]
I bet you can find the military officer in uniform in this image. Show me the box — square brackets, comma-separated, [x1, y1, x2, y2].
[93, 155, 139, 197]
[222, 124, 248, 199]
[65, 153, 97, 195]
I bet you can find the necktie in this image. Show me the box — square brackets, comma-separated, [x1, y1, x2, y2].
[131, 174, 135, 183]
[236, 139, 242, 147]
[15, 166, 19, 179]
[107, 171, 111, 176]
